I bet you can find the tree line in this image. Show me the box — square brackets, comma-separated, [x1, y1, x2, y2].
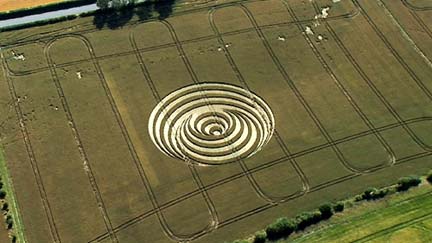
[93, 0, 176, 29]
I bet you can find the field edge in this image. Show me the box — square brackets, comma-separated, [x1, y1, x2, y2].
[0, 148, 27, 243]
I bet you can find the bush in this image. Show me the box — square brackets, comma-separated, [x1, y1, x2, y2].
[374, 188, 389, 199]
[253, 230, 266, 243]
[354, 194, 363, 202]
[11, 235, 17, 243]
[427, 171, 432, 184]
[397, 176, 421, 192]
[231, 240, 248, 243]
[1, 202, 8, 211]
[319, 203, 333, 219]
[362, 187, 377, 200]
[5, 215, 13, 229]
[0, 190, 6, 199]
[333, 202, 344, 213]
[265, 217, 297, 240]
[296, 211, 321, 231]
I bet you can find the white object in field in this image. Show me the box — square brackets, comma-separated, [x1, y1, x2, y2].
[277, 35, 286, 41]
[305, 26, 314, 35]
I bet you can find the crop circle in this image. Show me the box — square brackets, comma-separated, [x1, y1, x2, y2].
[148, 83, 275, 165]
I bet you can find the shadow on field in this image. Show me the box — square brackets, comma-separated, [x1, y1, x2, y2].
[93, 0, 176, 29]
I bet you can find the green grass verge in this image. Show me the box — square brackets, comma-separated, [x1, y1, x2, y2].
[286, 184, 432, 243]
[0, 149, 27, 243]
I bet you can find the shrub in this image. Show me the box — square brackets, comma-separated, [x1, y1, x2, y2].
[0, 190, 6, 199]
[362, 187, 377, 200]
[397, 176, 421, 192]
[354, 194, 363, 202]
[1, 202, 8, 211]
[296, 211, 321, 231]
[265, 217, 297, 240]
[231, 240, 248, 243]
[319, 203, 333, 219]
[333, 201, 344, 213]
[427, 171, 432, 184]
[11, 235, 17, 243]
[0, 182, 3, 189]
[373, 188, 389, 199]
[253, 230, 266, 243]
[5, 215, 13, 229]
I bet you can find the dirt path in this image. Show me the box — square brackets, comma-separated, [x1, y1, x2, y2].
[0, 0, 67, 12]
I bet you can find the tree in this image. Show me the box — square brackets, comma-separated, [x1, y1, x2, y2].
[427, 171, 432, 184]
[265, 217, 296, 240]
[0, 190, 6, 199]
[319, 203, 333, 220]
[253, 230, 266, 243]
[397, 175, 421, 192]
[97, 0, 134, 9]
[1, 202, 8, 211]
[296, 211, 321, 230]
[96, 0, 111, 9]
[333, 201, 345, 213]
[5, 215, 13, 229]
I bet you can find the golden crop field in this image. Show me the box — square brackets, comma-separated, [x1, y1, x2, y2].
[0, 0, 431, 242]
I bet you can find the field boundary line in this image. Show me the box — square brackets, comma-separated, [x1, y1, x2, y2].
[377, 0, 432, 69]
[0, 0, 362, 48]
[0, 49, 61, 243]
[90, 149, 432, 242]
[209, 6, 310, 202]
[216, 3, 366, 176]
[160, 19, 293, 207]
[323, 7, 432, 155]
[0, 148, 27, 243]
[401, 0, 432, 11]
[127, 26, 219, 242]
[286, 0, 396, 170]
[353, 0, 432, 103]
[45, 36, 119, 243]
[352, 213, 432, 243]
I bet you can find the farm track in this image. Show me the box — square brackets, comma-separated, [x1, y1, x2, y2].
[353, 0, 432, 103]
[378, 0, 432, 70]
[400, 0, 432, 43]
[3, 11, 360, 77]
[45, 35, 119, 243]
[322, 1, 432, 155]
[1, 1, 432, 242]
[209, 5, 310, 203]
[226, 3, 368, 178]
[401, 0, 432, 11]
[0, 53, 62, 243]
[1, 0, 360, 48]
[129, 26, 219, 242]
[93, 0, 432, 235]
[285, 1, 396, 171]
[159, 19, 284, 207]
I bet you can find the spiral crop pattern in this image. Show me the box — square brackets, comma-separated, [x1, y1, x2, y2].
[148, 83, 275, 165]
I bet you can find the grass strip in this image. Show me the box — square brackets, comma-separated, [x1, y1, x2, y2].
[0, 149, 27, 243]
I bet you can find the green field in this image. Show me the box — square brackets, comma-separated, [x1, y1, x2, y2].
[0, 0, 431, 242]
[0, 152, 13, 243]
[287, 184, 432, 243]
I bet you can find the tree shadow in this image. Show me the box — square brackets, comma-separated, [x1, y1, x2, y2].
[93, 0, 176, 30]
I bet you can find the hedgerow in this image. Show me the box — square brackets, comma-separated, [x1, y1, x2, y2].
[230, 171, 431, 243]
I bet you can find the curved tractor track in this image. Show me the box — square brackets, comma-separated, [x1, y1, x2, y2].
[1, 0, 432, 242]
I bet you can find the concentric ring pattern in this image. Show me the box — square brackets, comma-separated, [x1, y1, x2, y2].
[148, 83, 275, 165]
